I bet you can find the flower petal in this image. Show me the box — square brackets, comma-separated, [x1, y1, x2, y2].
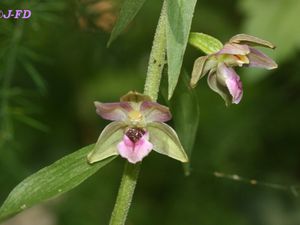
[190, 56, 215, 88]
[217, 43, 250, 56]
[140, 101, 172, 123]
[222, 54, 250, 67]
[229, 34, 276, 49]
[87, 121, 126, 163]
[94, 101, 132, 121]
[207, 70, 232, 106]
[247, 47, 278, 70]
[147, 122, 188, 163]
[217, 63, 243, 104]
[118, 132, 153, 164]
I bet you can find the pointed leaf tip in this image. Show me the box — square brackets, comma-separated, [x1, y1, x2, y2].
[107, 0, 147, 46]
[166, 0, 197, 99]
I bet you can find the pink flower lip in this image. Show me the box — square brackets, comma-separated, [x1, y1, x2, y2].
[117, 129, 153, 164]
[218, 63, 243, 104]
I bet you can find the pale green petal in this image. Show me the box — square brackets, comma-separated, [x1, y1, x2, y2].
[147, 122, 188, 163]
[87, 121, 126, 163]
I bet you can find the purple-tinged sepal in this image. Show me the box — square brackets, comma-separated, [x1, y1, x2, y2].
[229, 34, 276, 49]
[247, 47, 278, 70]
[140, 101, 172, 123]
[94, 102, 132, 121]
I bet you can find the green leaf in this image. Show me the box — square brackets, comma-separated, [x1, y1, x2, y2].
[166, 0, 197, 99]
[171, 72, 200, 175]
[107, 0, 147, 46]
[189, 32, 223, 54]
[147, 122, 188, 163]
[0, 145, 116, 222]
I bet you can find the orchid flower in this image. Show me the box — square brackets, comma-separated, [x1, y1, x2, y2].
[190, 34, 278, 105]
[87, 91, 188, 164]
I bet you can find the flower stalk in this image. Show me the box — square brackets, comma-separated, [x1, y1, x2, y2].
[108, 1, 167, 225]
[108, 162, 141, 225]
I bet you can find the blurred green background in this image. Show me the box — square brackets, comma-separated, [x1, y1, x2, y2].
[1, 0, 300, 225]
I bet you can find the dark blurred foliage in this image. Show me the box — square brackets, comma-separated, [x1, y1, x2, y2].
[1, 0, 300, 225]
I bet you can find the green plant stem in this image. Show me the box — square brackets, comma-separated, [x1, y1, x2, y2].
[108, 162, 140, 225]
[108, 2, 167, 225]
[144, 0, 167, 101]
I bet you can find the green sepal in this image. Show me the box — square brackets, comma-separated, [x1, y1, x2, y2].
[120, 91, 152, 102]
[88, 121, 126, 163]
[147, 122, 188, 163]
[190, 56, 208, 88]
[189, 32, 223, 54]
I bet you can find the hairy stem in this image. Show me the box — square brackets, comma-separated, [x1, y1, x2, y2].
[108, 2, 167, 225]
[144, 0, 167, 101]
[108, 162, 140, 225]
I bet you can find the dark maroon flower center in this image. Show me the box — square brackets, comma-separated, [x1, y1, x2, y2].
[126, 128, 146, 143]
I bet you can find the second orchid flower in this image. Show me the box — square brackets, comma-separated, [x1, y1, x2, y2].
[189, 33, 278, 106]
